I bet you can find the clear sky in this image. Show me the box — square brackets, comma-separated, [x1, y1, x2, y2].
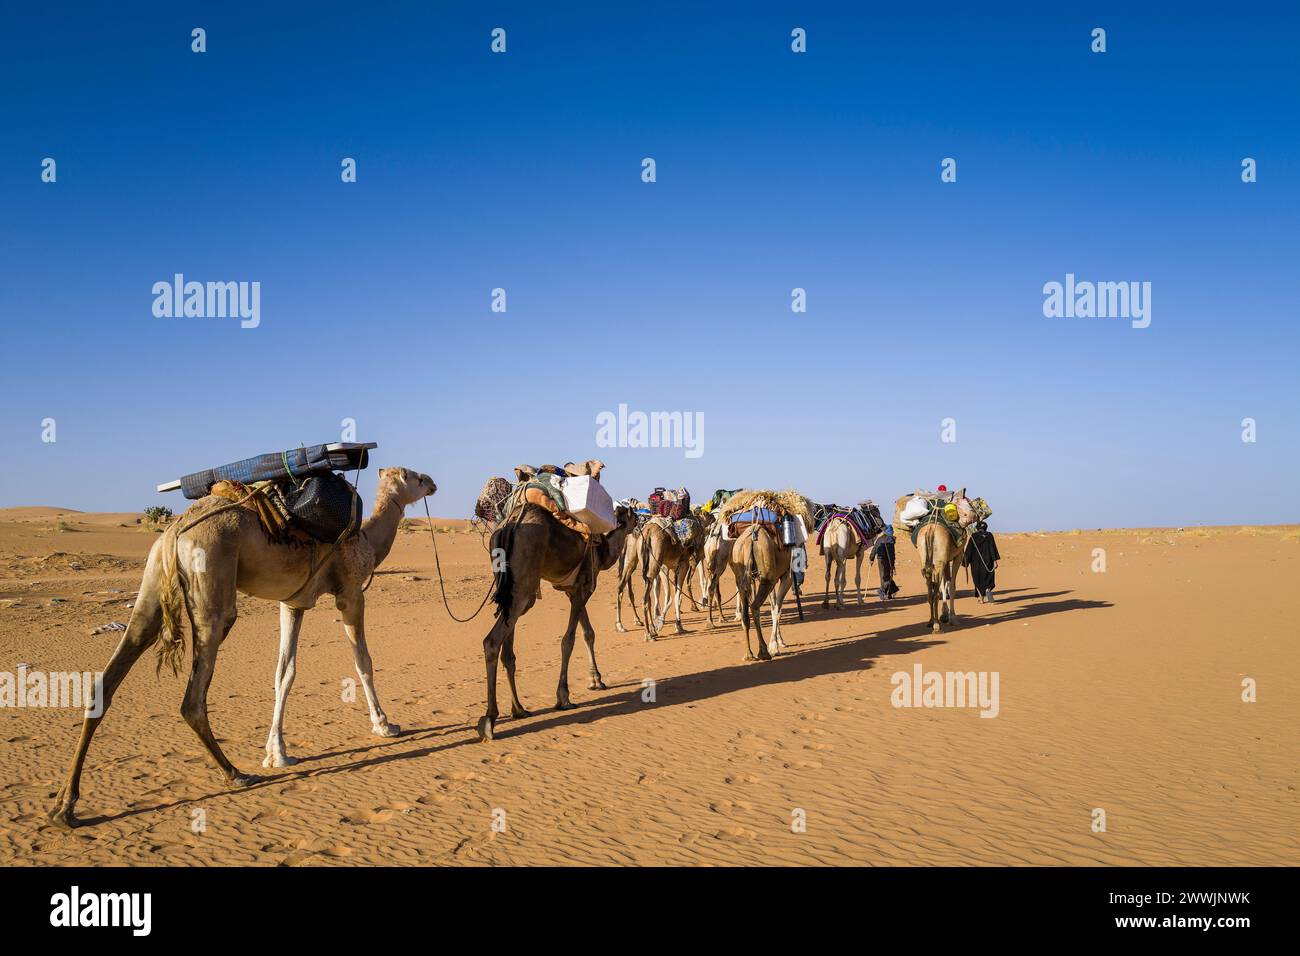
[2, 2, 1296, 530]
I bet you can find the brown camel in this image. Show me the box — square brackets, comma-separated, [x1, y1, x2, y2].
[478, 502, 636, 740]
[48, 466, 436, 829]
[702, 518, 741, 627]
[639, 517, 694, 640]
[895, 489, 975, 632]
[728, 524, 794, 661]
[613, 525, 674, 634]
[820, 515, 865, 609]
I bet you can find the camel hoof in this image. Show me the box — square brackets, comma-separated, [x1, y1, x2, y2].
[614, 623, 626, 633]
[588, 679, 607, 691]
[262, 753, 299, 769]
[477, 716, 496, 741]
[555, 700, 576, 711]
[511, 706, 532, 719]
[932, 623, 942, 634]
[674, 626, 687, 635]
[230, 772, 261, 788]
[47, 807, 77, 830]
[373, 721, 401, 738]
[743, 653, 756, 662]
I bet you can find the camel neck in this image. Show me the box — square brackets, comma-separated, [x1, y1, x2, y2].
[363, 490, 406, 565]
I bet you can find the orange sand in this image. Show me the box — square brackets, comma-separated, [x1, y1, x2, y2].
[0, 509, 1295, 865]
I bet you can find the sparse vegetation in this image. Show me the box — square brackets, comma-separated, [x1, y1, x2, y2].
[142, 506, 173, 531]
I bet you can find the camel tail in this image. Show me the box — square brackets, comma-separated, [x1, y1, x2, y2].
[490, 524, 515, 617]
[919, 526, 936, 582]
[639, 530, 652, 585]
[155, 527, 188, 676]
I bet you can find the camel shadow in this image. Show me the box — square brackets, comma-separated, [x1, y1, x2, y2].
[57, 588, 1109, 828]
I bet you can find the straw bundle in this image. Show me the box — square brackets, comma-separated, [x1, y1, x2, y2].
[717, 488, 816, 532]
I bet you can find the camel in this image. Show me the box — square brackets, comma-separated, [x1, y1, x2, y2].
[820, 515, 866, 609]
[702, 518, 741, 627]
[613, 525, 676, 634]
[639, 517, 695, 640]
[895, 489, 975, 632]
[479, 501, 636, 741]
[728, 524, 794, 661]
[48, 466, 437, 829]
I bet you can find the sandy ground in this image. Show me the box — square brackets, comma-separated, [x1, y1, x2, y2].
[0, 505, 1295, 866]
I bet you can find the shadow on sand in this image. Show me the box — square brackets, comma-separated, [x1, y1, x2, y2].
[60, 586, 1110, 827]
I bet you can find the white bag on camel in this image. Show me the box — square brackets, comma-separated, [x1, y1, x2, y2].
[899, 495, 930, 528]
[560, 475, 616, 534]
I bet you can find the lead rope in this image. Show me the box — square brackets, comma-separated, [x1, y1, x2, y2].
[423, 497, 496, 623]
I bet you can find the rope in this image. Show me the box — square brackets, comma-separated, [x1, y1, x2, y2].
[423, 497, 496, 623]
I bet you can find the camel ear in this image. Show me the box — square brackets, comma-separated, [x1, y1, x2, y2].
[378, 467, 388, 479]
[585, 459, 605, 481]
[956, 487, 966, 500]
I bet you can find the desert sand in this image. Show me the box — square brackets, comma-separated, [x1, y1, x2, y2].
[0, 506, 1295, 866]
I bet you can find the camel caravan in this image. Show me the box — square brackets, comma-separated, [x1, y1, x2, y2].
[47, 441, 995, 827]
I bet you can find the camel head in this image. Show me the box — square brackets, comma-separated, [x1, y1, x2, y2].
[564, 459, 606, 482]
[376, 467, 437, 507]
[595, 504, 638, 569]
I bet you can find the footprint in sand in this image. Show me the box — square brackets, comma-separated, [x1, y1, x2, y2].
[713, 826, 757, 840]
[341, 807, 397, 825]
[783, 759, 822, 770]
[708, 799, 755, 814]
[722, 773, 761, 785]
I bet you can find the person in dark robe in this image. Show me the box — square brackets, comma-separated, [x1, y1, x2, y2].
[965, 521, 1001, 602]
[869, 526, 900, 600]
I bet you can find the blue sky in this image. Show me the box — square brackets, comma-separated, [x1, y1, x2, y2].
[2, 2, 1296, 529]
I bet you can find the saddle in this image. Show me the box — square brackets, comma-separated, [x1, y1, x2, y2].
[647, 487, 691, 520]
[208, 477, 362, 546]
[727, 506, 782, 539]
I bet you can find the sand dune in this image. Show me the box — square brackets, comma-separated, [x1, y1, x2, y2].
[0, 512, 1295, 866]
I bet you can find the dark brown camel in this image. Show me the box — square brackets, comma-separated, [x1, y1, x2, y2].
[478, 503, 636, 740]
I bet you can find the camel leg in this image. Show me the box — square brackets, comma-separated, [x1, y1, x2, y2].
[614, 552, 634, 633]
[579, 608, 606, 690]
[642, 557, 661, 641]
[737, 576, 756, 661]
[854, 550, 864, 605]
[671, 562, 687, 634]
[750, 577, 777, 661]
[479, 587, 534, 741]
[770, 574, 792, 655]
[555, 594, 584, 709]
[928, 577, 942, 633]
[263, 603, 304, 768]
[696, 559, 708, 612]
[337, 593, 398, 737]
[614, 569, 626, 633]
[502, 629, 530, 719]
[731, 566, 744, 622]
[821, 551, 832, 608]
[49, 573, 164, 829]
[836, 553, 848, 609]
[182, 607, 256, 786]
[480, 618, 508, 741]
